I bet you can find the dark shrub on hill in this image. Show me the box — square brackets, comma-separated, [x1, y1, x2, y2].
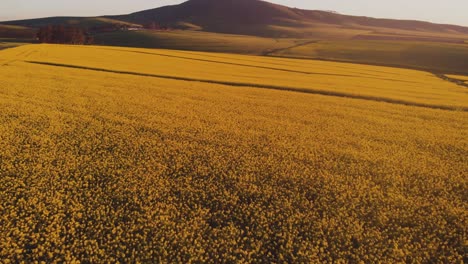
[37, 25, 93, 44]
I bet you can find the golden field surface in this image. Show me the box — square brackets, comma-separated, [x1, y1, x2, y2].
[2, 44, 468, 111]
[447, 74, 468, 81]
[446, 74, 468, 86]
[0, 45, 467, 262]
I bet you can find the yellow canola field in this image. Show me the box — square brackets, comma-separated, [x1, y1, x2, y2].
[446, 74, 468, 81]
[0, 46, 467, 263]
[1, 44, 467, 110]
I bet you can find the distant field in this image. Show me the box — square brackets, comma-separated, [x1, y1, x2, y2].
[270, 40, 468, 75]
[0, 45, 466, 262]
[446, 74, 468, 81]
[260, 23, 371, 39]
[93, 31, 468, 75]
[0, 42, 25, 50]
[93, 30, 305, 54]
[353, 27, 468, 43]
[0, 37, 37, 43]
[1, 17, 139, 29]
[446, 74, 468, 85]
[263, 22, 468, 41]
[6, 44, 467, 110]
[0, 24, 35, 39]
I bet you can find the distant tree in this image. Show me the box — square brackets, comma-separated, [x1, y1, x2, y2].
[85, 34, 94, 45]
[145, 21, 160, 30]
[55, 25, 66, 43]
[37, 25, 53, 43]
[67, 27, 85, 44]
[37, 25, 91, 45]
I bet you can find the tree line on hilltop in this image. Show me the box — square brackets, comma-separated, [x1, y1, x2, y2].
[37, 25, 93, 44]
[36, 22, 171, 45]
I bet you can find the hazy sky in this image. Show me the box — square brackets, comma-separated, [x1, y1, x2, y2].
[0, 0, 467, 26]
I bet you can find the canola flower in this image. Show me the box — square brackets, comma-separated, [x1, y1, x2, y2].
[0, 46, 467, 263]
[2, 44, 468, 110]
[446, 74, 468, 81]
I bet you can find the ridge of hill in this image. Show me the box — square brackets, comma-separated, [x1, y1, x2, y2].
[1, 16, 140, 28]
[108, 0, 468, 38]
[2, 0, 468, 39]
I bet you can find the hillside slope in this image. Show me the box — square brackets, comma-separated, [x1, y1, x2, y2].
[2, 0, 468, 40]
[270, 40, 468, 75]
[109, 0, 468, 38]
[0, 24, 36, 38]
[1, 17, 140, 29]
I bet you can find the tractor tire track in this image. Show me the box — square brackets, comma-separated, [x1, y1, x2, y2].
[261, 40, 317, 56]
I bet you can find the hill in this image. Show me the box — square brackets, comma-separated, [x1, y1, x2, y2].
[109, 0, 468, 39]
[0, 24, 36, 39]
[0, 16, 140, 30]
[2, 0, 468, 40]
